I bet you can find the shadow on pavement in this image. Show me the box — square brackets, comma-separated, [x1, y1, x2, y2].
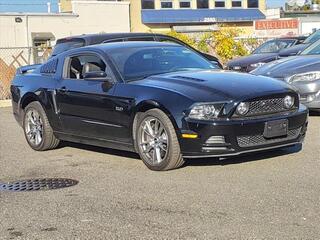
[184, 144, 302, 167]
[310, 111, 320, 116]
[59, 141, 303, 168]
[58, 141, 141, 160]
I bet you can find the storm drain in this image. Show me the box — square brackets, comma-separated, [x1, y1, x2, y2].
[0, 178, 78, 192]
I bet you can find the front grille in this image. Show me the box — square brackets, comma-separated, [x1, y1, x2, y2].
[233, 96, 297, 118]
[237, 127, 301, 148]
[248, 98, 285, 115]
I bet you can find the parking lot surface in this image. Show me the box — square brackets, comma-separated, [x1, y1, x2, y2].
[0, 107, 319, 240]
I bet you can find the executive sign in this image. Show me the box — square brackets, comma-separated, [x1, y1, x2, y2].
[254, 18, 299, 38]
[255, 19, 299, 30]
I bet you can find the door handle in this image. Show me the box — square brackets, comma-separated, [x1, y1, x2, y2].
[59, 86, 68, 93]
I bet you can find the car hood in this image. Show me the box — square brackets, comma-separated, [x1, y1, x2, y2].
[132, 70, 294, 102]
[227, 53, 278, 67]
[251, 55, 320, 79]
[278, 44, 309, 57]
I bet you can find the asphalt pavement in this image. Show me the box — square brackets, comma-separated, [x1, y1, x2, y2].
[0, 107, 319, 240]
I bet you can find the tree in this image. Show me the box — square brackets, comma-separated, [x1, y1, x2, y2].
[166, 27, 252, 65]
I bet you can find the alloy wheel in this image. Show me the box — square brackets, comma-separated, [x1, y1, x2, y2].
[25, 109, 43, 146]
[138, 117, 169, 165]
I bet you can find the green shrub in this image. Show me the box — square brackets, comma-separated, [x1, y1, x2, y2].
[166, 28, 265, 65]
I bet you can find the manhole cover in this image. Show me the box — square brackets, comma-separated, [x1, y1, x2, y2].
[0, 178, 78, 192]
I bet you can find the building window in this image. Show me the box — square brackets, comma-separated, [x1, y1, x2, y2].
[215, 1, 225, 8]
[197, 0, 209, 8]
[180, 1, 191, 8]
[161, 1, 173, 8]
[248, 0, 259, 8]
[141, 0, 155, 9]
[232, 1, 242, 7]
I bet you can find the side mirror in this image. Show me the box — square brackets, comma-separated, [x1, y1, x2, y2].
[83, 71, 111, 81]
[199, 52, 223, 69]
[210, 61, 219, 66]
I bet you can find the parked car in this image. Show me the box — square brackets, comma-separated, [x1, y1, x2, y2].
[252, 39, 320, 111]
[279, 29, 320, 58]
[227, 37, 306, 72]
[11, 42, 308, 171]
[51, 33, 222, 68]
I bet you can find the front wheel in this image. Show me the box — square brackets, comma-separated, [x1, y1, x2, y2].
[136, 109, 184, 171]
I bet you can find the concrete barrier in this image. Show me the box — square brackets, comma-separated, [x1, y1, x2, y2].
[0, 100, 12, 108]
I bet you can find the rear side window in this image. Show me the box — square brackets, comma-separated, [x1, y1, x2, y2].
[40, 58, 58, 74]
[52, 39, 85, 57]
[66, 54, 106, 80]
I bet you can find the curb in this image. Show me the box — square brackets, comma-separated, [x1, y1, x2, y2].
[0, 100, 12, 108]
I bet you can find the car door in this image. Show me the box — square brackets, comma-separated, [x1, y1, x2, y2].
[55, 51, 130, 143]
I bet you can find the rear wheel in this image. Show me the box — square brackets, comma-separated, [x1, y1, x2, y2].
[136, 109, 184, 171]
[23, 101, 60, 151]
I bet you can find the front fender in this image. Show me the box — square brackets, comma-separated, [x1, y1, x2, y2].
[134, 99, 180, 132]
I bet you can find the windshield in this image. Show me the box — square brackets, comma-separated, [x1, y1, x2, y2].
[303, 30, 320, 44]
[107, 46, 217, 81]
[253, 39, 295, 54]
[300, 39, 320, 55]
[51, 39, 85, 56]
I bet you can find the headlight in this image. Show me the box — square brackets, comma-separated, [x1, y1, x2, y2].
[250, 62, 265, 69]
[284, 95, 295, 109]
[188, 103, 224, 120]
[286, 71, 320, 83]
[236, 102, 250, 115]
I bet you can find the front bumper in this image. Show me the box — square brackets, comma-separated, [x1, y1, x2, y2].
[179, 105, 308, 158]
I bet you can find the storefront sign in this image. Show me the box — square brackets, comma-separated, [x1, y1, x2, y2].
[255, 19, 299, 30]
[254, 18, 300, 38]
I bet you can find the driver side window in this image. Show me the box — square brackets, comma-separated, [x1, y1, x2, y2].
[68, 54, 106, 80]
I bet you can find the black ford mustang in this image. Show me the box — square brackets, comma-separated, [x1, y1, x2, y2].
[11, 42, 308, 171]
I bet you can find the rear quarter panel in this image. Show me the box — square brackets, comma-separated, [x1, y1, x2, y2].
[11, 70, 61, 130]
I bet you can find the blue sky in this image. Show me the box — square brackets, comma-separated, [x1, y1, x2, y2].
[0, 0, 59, 13]
[267, 0, 286, 8]
[0, 0, 286, 13]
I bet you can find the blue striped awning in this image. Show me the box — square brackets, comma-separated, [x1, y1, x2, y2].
[141, 9, 266, 24]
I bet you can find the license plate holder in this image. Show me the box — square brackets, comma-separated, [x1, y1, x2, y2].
[263, 119, 288, 139]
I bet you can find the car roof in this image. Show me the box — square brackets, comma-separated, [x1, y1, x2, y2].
[85, 41, 181, 52]
[268, 36, 306, 41]
[282, 36, 307, 41]
[56, 33, 169, 45]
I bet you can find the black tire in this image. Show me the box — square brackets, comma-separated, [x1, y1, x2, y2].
[135, 109, 184, 171]
[23, 101, 60, 151]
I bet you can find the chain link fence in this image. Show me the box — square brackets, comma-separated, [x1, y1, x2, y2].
[0, 38, 270, 100]
[0, 47, 52, 100]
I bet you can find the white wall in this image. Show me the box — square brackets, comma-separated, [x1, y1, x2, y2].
[265, 8, 281, 19]
[70, 1, 130, 34]
[0, 0, 130, 48]
[300, 18, 320, 35]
